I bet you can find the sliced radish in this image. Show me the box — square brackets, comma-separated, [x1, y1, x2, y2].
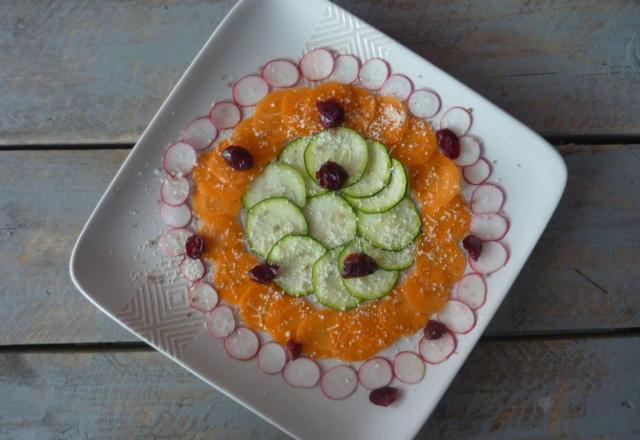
[210, 101, 242, 130]
[469, 241, 508, 274]
[180, 117, 217, 151]
[470, 213, 509, 241]
[262, 59, 300, 88]
[463, 158, 491, 185]
[224, 327, 259, 361]
[454, 136, 482, 167]
[393, 352, 425, 384]
[163, 142, 197, 177]
[258, 342, 287, 374]
[358, 58, 390, 90]
[471, 184, 505, 214]
[158, 228, 191, 256]
[460, 183, 476, 202]
[407, 89, 441, 119]
[188, 282, 219, 312]
[283, 358, 321, 388]
[207, 305, 236, 338]
[440, 106, 473, 136]
[453, 273, 487, 310]
[299, 48, 335, 81]
[179, 257, 205, 283]
[438, 300, 476, 334]
[160, 203, 191, 228]
[161, 177, 190, 207]
[358, 357, 393, 390]
[380, 74, 414, 101]
[419, 333, 457, 364]
[232, 75, 270, 107]
[321, 365, 358, 400]
[329, 54, 360, 84]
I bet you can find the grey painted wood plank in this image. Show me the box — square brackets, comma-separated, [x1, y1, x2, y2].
[1, 0, 639, 146]
[0, 337, 638, 439]
[0, 145, 638, 345]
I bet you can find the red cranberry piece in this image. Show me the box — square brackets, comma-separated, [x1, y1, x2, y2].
[424, 320, 448, 340]
[248, 264, 279, 284]
[462, 235, 483, 261]
[341, 253, 378, 278]
[369, 387, 399, 407]
[436, 128, 461, 159]
[285, 339, 303, 360]
[316, 161, 348, 190]
[185, 234, 205, 259]
[316, 99, 345, 128]
[222, 146, 254, 170]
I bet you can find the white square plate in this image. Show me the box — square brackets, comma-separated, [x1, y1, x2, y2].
[70, 0, 567, 438]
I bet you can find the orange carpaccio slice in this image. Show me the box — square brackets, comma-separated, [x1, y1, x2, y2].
[190, 83, 471, 362]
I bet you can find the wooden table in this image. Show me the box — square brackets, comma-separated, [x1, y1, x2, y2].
[1, 1, 639, 438]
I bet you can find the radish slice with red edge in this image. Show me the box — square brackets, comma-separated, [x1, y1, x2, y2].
[437, 300, 476, 334]
[158, 228, 191, 256]
[160, 203, 191, 228]
[163, 142, 197, 177]
[453, 273, 487, 310]
[358, 357, 393, 390]
[407, 89, 441, 119]
[463, 158, 491, 185]
[210, 101, 242, 129]
[232, 75, 270, 107]
[180, 117, 217, 150]
[161, 177, 190, 207]
[329, 54, 360, 84]
[460, 183, 476, 202]
[419, 333, 457, 364]
[470, 241, 508, 274]
[470, 213, 509, 241]
[299, 49, 335, 81]
[440, 106, 473, 136]
[262, 59, 300, 88]
[380, 74, 414, 101]
[282, 358, 321, 388]
[358, 58, 390, 90]
[393, 352, 425, 384]
[258, 342, 287, 374]
[207, 305, 236, 338]
[321, 365, 358, 400]
[224, 327, 259, 360]
[188, 283, 218, 312]
[471, 184, 505, 214]
[179, 257, 205, 283]
[454, 136, 482, 167]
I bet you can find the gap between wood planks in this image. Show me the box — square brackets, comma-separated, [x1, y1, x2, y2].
[1, 135, 640, 151]
[1, 328, 640, 353]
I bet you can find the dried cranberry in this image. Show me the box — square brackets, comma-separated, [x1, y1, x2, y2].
[248, 264, 279, 284]
[316, 161, 348, 190]
[185, 234, 205, 259]
[436, 128, 461, 159]
[285, 339, 303, 360]
[222, 146, 254, 170]
[341, 253, 378, 278]
[462, 235, 483, 261]
[424, 320, 448, 340]
[316, 99, 345, 128]
[369, 387, 399, 407]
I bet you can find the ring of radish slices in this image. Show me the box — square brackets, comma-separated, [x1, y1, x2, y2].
[156, 47, 510, 402]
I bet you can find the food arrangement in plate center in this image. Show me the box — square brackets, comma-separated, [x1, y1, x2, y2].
[192, 82, 470, 362]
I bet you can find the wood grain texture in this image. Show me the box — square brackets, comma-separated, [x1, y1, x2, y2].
[1, 0, 639, 146]
[0, 146, 638, 345]
[0, 337, 638, 439]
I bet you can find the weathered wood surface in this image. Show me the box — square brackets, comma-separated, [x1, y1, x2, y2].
[0, 337, 638, 439]
[0, 145, 638, 345]
[1, 0, 639, 147]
